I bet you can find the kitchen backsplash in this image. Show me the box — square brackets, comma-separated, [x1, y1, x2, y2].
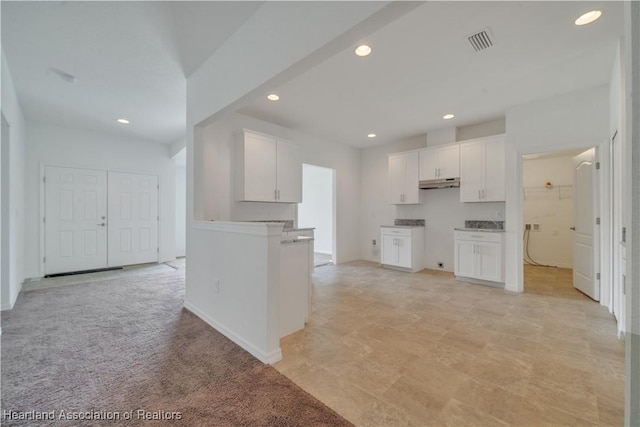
[464, 220, 505, 230]
[394, 219, 426, 227]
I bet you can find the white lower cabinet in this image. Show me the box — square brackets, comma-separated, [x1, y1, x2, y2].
[454, 230, 504, 284]
[380, 227, 424, 272]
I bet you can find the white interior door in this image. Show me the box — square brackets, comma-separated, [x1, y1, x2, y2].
[44, 166, 108, 275]
[108, 172, 159, 267]
[573, 148, 600, 300]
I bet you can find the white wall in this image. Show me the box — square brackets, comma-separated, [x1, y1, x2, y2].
[299, 164, 334, 254]
[24, 122, 176, 278]
[457, 118, 506, 142]
[1, 51, 27, 310]
[504, 85, 610, 292]
[197, 113, 361, 263]
[398, 191, 504, 272]
[522, 156, 575, 268]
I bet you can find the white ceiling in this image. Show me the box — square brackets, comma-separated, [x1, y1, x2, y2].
[238, 1, 624, 148]
[1, 1, 624, 149]
[1, 1, 261, 144]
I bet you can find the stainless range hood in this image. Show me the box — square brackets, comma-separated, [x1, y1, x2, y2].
[419, 177, 460, 189]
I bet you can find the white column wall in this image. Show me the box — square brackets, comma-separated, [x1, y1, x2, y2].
[1, 51, 27, 311]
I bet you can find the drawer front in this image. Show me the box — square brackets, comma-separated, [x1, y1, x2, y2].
[381, 227, 412, 237]
[454, 230, 503, 243]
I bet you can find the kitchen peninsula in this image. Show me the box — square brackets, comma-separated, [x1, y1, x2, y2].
[185, 220, 313, 364]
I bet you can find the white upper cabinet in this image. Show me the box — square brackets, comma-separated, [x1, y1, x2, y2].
[459, 134, 505, 202]
[236, 130, 302, 203]
[388, 151, 419, 204]
[419, 144, 460, 181]
[275, 139, 302, 203]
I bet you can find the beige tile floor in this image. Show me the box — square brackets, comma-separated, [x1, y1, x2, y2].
[274, 262, 625, 426]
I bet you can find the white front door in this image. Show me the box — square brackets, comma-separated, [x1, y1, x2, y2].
[573, 148, 600, 301]
[44, 166, 108, 275]
[107, 172, 159, 267]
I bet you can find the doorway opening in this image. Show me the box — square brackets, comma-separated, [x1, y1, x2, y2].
[521, 147, 599, 300]
[298, 164, 335, 267]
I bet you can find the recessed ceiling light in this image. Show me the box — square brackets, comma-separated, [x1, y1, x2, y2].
[117, 118, 130, 124]
[267, 94, 280, 101]
[575, 10, 602, 26]
[355, 45, 372, 57]
[367, 133, 376, 138]
[443, 114, 455, 120]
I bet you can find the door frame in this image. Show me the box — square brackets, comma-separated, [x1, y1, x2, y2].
[39, 163, 161, 278]
[510, 138, 611, 298]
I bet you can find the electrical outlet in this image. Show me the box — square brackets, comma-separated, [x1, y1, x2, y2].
[533, 223, 541, 232]
[525, 224, 531, 230]
[372, 239, 376, 246]
[438, 262, 444, 268]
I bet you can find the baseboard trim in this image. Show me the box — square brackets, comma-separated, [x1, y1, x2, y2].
[455, 275, 505, 289]
[184, 301, 282, 365]
[1, 282, 22, 311]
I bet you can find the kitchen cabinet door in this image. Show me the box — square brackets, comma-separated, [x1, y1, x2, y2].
[477, 241, 502, 282]
[404, 152, 420, 204]
[243, 131, 277, 202]
[396, 236, 412, 268]
[276, 139, 302, 203]
[389, 152, 419, 204]
[438, 144, 460, 179]
[419, 148, 439, 181]
[381, 235, 397, 265]
[460, 141, 483, 202]
[455, 239, 476, 277]
[388, 155, 406, 204]
[482, 136, 505, 202]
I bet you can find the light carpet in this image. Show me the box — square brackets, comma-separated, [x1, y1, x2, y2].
[1, 266, 352, 427]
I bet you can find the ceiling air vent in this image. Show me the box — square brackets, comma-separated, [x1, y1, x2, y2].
[466, 28, 494, 52]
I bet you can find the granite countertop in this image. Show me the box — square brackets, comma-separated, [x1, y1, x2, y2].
[454, 227, 505, 233]
[455, 220, 505, 232]
[281, 235, 314, 244]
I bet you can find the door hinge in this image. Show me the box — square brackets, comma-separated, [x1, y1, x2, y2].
[157, 247, 159, 253]
[43, 217, 46, 224]
[596, 162, 600, 170]
[596, 272, 600, 280]
[43, 257, 46, 263]
[157, 184, 159, 190]
[157, 216, 159, 221]
[622, 227, 626, 243]
[596, 217, 600, 225]
[43, 176, 46, 183]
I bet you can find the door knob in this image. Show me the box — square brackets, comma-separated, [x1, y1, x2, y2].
[97, 223, 106, 227]
[570, 227, 576, 231]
